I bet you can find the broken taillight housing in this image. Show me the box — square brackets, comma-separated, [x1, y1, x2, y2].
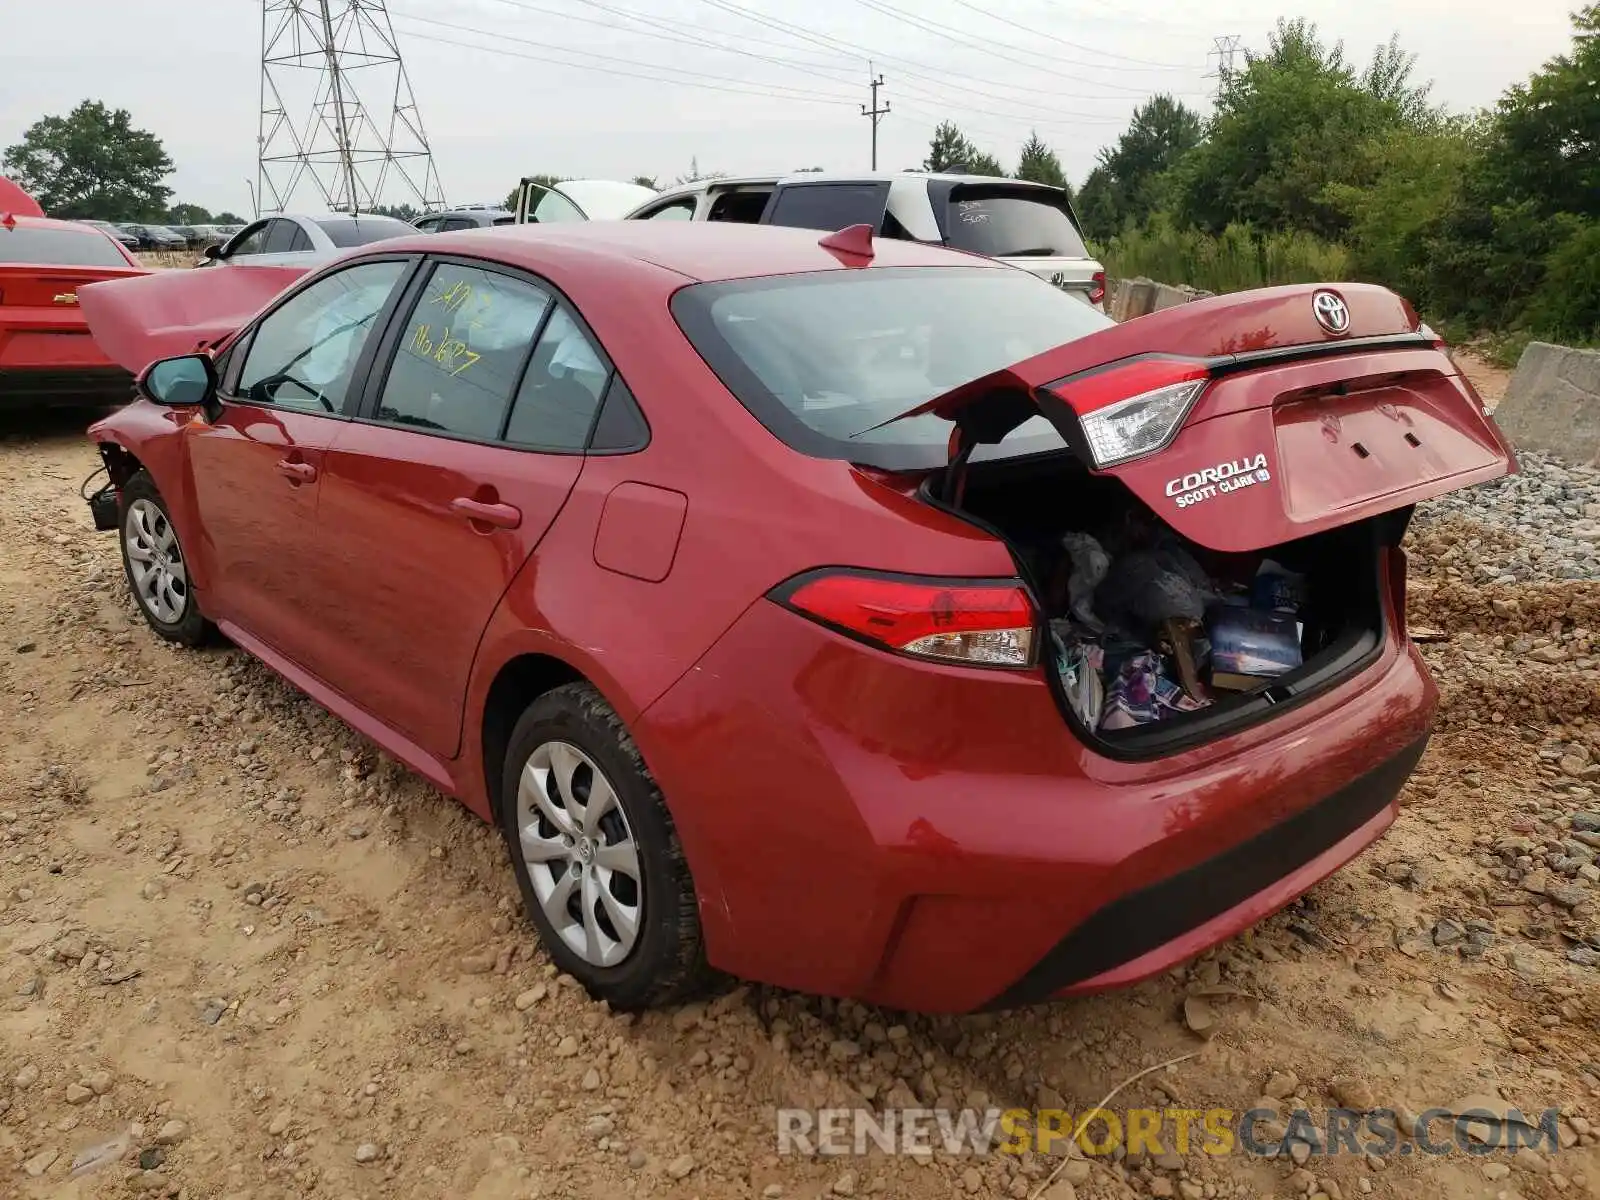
[1044, 357, 1210, 469]
[772, 570, 1037, 668]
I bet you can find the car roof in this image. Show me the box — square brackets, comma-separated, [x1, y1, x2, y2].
[640, 170, 1058, 205]
[386, 220, 1004, 284]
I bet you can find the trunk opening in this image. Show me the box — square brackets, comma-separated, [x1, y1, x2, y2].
[927, 450, 1409, 758]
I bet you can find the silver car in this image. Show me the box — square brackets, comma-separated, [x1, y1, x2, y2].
[617, 172, 1107, 311]
[199, 213, 415, 269]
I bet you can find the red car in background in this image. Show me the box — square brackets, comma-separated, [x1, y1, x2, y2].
[0, 211, 147, 410]
[78, 222, 1514, 1013]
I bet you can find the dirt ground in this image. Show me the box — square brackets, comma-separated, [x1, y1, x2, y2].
[2, 357, 1597, 1200]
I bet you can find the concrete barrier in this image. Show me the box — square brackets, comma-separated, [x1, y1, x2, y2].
[1495, 342, 1600, 466]
[1107, 276, 1213, 322]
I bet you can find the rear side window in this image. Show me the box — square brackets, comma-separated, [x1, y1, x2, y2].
[314, 215, 415, 248]
[0, 227, 128, 267]
[375, 262, 552, 440]
[503, 306, 609, 451]
[764, 183, 888, 233]
[943, 185, 1088, 259]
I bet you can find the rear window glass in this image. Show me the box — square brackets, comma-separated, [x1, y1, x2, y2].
[0, 227, 128, 267]
[312, 215, 415, 248]
[945, 186, 1089, 259]
[672, 265, 1113, 471]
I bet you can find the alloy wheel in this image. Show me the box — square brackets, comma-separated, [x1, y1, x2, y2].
[515, 740, 643, 967]
[124, 499, 189, 624]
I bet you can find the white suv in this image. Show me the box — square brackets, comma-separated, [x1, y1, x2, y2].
[614, 172, 1106, 311]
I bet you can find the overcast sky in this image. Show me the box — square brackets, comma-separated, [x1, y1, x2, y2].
[0, 0, 1580, 218]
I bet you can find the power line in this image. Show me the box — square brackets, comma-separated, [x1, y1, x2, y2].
[849, 0, 1196, 76]
[691, 0, 1204, 99]
[939, 0, 1199, 69]
[389, 12, 859, 104]
[861, 65, 890, 168]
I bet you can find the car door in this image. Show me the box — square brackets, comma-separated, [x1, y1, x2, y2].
[217, 219, 272, 264]
[185, 256, 414, 660]
[313, 257, 613, 759]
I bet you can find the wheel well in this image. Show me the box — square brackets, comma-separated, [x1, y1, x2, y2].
[481, 654, 585, 822]
[98, 443, 143, 486]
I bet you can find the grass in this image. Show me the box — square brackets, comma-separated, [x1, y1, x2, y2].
[1098, 222, 1352, 295]
[136, 250, 200, 270]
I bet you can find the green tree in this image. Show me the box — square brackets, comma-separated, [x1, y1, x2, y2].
[1014, 131, 1067, 188]
[2, 101, 173, 220]
[923, 121, 976, 172]
[214, 211, 244, 224]
[1172, 20, 1435, 239]
[371, 202, 419, 221]
[964, 149, 1006, 177]
[1088, 95, 1203, 238]
[166, 202, 214, 224]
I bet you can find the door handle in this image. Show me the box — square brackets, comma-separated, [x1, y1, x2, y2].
[450, 497, 522, 530]
[274, 459, 317, 484]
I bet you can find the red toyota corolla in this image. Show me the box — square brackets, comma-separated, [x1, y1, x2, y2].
[79, 222, 1514, 1013]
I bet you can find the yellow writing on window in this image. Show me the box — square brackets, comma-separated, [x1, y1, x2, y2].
[408, 322, 481, 378]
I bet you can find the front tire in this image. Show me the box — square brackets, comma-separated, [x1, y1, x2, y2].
[119, 471, 212, 646]
[498, 683, 711, 1010]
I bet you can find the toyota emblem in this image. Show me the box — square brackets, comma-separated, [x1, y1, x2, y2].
[1312, 289, 1351, 335]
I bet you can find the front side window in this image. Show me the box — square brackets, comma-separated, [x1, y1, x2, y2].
[524, 186, 586, 224]
[639, 198, 696, 221]
[235, 260, 408, 413]
[503, 306, 610, 450]
[374, 262, 552, 440]
[226, 222, 271, 257]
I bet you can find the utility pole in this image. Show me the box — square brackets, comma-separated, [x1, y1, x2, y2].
[860, 64, 890, 170]
[1205, 35, 1243, 103]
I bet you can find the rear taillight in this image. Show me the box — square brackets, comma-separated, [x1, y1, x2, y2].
[773, 569, 1037, 668]
[1088, 270, 1106, 307]
[1044, 356, 1210, 469]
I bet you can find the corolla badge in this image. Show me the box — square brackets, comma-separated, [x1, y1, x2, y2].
[1312, 289, 1351, 335]
[1165, 453, 1272, 509]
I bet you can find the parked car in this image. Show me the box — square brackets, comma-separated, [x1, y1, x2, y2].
[80, 220, 142, 251]
[164, 225, 213, 250]
[116, 224, 187, 252]
[605, 170, 1108, 310]
[79, 221, 1514, 1013]
[0, 214, 146, 409]
[199, 212, 415, 268]
[414, 207, 517, 232]
[511, 178, 658, 224]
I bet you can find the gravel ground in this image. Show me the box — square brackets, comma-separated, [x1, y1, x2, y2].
[1, 363, 1598, 1200]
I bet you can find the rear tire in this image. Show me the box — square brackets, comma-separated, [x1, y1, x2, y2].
[498, 683, 712, 1010]
[118, 471, 213, 647]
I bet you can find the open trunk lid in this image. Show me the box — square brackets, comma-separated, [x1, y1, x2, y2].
[77, 263, 309, 374]
[880, 282, 1517, 553]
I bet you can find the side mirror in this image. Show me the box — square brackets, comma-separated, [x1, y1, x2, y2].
[201, 243, 221, 261]
[140, 354, 217, 408]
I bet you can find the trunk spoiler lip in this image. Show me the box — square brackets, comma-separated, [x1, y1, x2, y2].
[856, 330, 1445, 451]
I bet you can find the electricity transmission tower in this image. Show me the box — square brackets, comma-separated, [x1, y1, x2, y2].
[257, 0, 446, 216]
[1205, 35, 1244, 102]
[861, 65, 890, 171]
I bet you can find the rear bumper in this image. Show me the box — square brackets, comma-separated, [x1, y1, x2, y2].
[990, 733, 1426, 1006]
[0, 367, 134, 409]
[636, 597, 1435, 1013]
